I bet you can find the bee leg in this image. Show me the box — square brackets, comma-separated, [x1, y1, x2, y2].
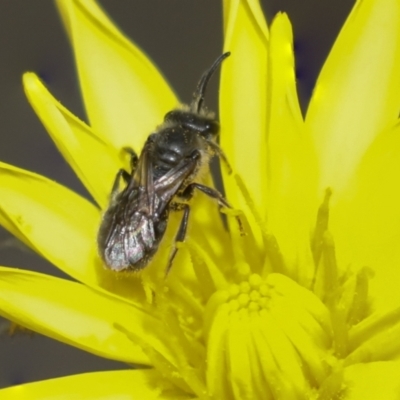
[184, 183, 244, 235]
[111, 169, 131, 197]
[121, 146, 139, 172]
[166, 203, 190, 275]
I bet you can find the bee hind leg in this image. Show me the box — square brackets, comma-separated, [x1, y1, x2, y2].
[166, 203, 190, 275]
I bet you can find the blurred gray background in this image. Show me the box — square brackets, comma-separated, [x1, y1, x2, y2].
[0, 0, 354, 389]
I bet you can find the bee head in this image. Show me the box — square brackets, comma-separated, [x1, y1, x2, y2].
[164, 110, 219, 138]
[163, 52, 229, 140]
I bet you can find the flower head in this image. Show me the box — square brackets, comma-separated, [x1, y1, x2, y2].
[1, 0, 400, 398]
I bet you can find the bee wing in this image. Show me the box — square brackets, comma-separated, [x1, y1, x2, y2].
[131, 140, 155, 215]
[154, 155, 199, 201]
[100, 147, 157, 269]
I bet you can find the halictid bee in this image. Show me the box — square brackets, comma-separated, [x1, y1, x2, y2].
[98, 52, 240, 273]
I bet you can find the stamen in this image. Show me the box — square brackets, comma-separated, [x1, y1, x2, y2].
[234, 173, 268, 246]
[312, 231, 339, 300]
[347, 267, 372, 326]
[262, 233, 286, 277]
[311, 188, 332, 267]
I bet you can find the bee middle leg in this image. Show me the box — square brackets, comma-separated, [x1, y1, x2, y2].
[166, 202, 190, 275]
[111, 148, 138, 197]
[182, 183, 244, 235]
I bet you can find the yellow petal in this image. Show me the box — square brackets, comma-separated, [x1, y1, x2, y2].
[56, 0, 177, 150]
[331, 122, 400, 310]
[0, 162, 100, 286]
[265, 274, 331, 385]
[0, 162, 146, 303]
[227, 310, 253, 399]
[349, 307, 400, 352]
[220, 0, 269, 218]
[0, 369, 189, 399]
[246, 316, 274, 399]
[345, 321, 400, 365]
[306, 0, 400, 196]
[256, 311, 309, 398]
[319, 361, 400, 400]
[0, 267, 177, 366]
[23, 72, 121, 209]
[206, 303, 232, 399]
[206, 274, 332, 399]
[265, 13, 318, 285]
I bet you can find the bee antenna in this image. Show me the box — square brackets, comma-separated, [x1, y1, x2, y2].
[191, 52, 231, 113]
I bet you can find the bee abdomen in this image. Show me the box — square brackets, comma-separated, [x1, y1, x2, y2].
[101, 214, 157, 271]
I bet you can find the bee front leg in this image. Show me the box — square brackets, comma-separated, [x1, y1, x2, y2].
[121, 146, 139, 172]
[166, 203, 190, 275]
[207, 141, 232, 175]
[111, 169, 131, 197]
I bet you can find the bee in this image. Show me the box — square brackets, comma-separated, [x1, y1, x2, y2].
[98, 52, 240, 273]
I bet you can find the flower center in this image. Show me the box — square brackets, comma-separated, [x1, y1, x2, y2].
[227, 273, 268, 314]
[205, 273, 336, 399]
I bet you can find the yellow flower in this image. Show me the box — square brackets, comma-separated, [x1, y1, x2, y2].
[1, 0, 400, 398]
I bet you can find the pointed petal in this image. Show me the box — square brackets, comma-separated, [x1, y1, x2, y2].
[56, 0, 177, 150]
[0, 370, 189, 399]
[331, 121, 400, 310]
[349, 307, 400, 352]
[23, 72, 121, 208]
[0, 162, 101, 285]
[345, 321, 400, 365]
[319, 361, 400, 400]
[226, 310, 253, 399]
[265, 13, 318, 284]
[206, 303, 233, 399]
[0, 162, 146, 303]
[220, 0, 269, 218]
[0, 267, 177, 366]
[306, 0, 400, 195]
[265, 274, 332, 385]
[247, 316, 274, 399]
[256, 311, 309, 398]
